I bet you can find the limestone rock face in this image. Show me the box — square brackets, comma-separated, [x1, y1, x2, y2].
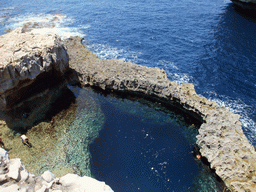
[0, 27, 69, 110]
[64, 37, 256, 192]
[0, 148, 114, 192]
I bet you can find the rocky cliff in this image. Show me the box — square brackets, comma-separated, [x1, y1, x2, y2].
[64, 36, 256, 192]
[0, 27, 69, 110]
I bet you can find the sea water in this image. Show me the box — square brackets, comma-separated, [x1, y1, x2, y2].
[88, 90, 225, 191]
[0, 0, 255, 191]
[0, 0, 255, 145]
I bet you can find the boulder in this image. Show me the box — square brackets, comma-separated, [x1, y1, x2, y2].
[41, 170, 56, 183]
[0, 27, 69, 110]
[7, 158, 23, 181]
[0, 184, 20, 192]
[59, 173, 113, 192]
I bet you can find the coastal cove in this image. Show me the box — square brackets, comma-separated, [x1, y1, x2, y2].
[0, 0, 256, 191]
[0, 27, 256, 191]
[0, 85, 226, 192]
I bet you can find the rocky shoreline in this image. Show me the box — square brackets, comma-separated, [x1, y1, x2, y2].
[64, 37, 256, 191]
[1, 28, 256, 191]
[0, 148, 113, 192]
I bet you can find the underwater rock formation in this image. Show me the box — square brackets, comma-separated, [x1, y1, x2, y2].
[0, 148, 113, 192]
[0, 27, 69, 110]
[64, 36, 256, 192]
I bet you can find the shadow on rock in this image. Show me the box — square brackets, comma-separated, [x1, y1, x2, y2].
[1, 83, 76, 133]
[231, 0, 256, 21]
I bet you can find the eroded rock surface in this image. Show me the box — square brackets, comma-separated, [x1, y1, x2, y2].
[0, 27, 69, 110]
[0, 148, 113, 192]
[64, 36, 256, 192]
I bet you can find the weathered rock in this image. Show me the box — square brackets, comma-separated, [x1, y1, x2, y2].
[41, 170, 56, 183]
[7, 158, 23, 181]
[0, 27, 69, 110]
[59, 173, 113, 192]
[64, 36, 256, 191]
[0, 184, 20, 192]
[0, 148, 114, 192]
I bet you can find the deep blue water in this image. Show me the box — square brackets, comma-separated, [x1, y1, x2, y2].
[0, 0, 256, 191]
[90, 94, 198, 192]
[86, 89, 224, 192]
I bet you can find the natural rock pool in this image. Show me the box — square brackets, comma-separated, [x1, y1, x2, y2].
[0, 85, 226, 191]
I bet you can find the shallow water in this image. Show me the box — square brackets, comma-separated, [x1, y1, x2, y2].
[0, 86, 225, 191]
[0, 85, 105, 177]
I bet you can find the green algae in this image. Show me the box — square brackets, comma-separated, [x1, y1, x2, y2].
[0, 86, 105, 177]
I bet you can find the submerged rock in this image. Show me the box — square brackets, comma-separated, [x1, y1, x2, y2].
[0, 27, 69, 110]
[64, 36, 256, 191]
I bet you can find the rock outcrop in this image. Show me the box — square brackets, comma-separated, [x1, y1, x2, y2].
[64, 36, 256, 192]
[0, 148, 113, 192]
[0, 27, 69, 110]
[231, 0, 256, 11]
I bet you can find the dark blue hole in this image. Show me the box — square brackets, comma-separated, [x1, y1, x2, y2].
[89, 93, 208, 192]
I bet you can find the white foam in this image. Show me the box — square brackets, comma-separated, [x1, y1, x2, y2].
[155, 60, 196, 85]
[1, 7, 14, 11]
[156, 60, 179, 70]
[30, 27, 84, 39]
[86, 43, 142, 62]
[5, 13, 86, 39]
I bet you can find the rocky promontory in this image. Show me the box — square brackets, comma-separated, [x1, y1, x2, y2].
[0, 27, 69, 110]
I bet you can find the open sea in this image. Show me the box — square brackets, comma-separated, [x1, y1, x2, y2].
[0, 0, 256, 191]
